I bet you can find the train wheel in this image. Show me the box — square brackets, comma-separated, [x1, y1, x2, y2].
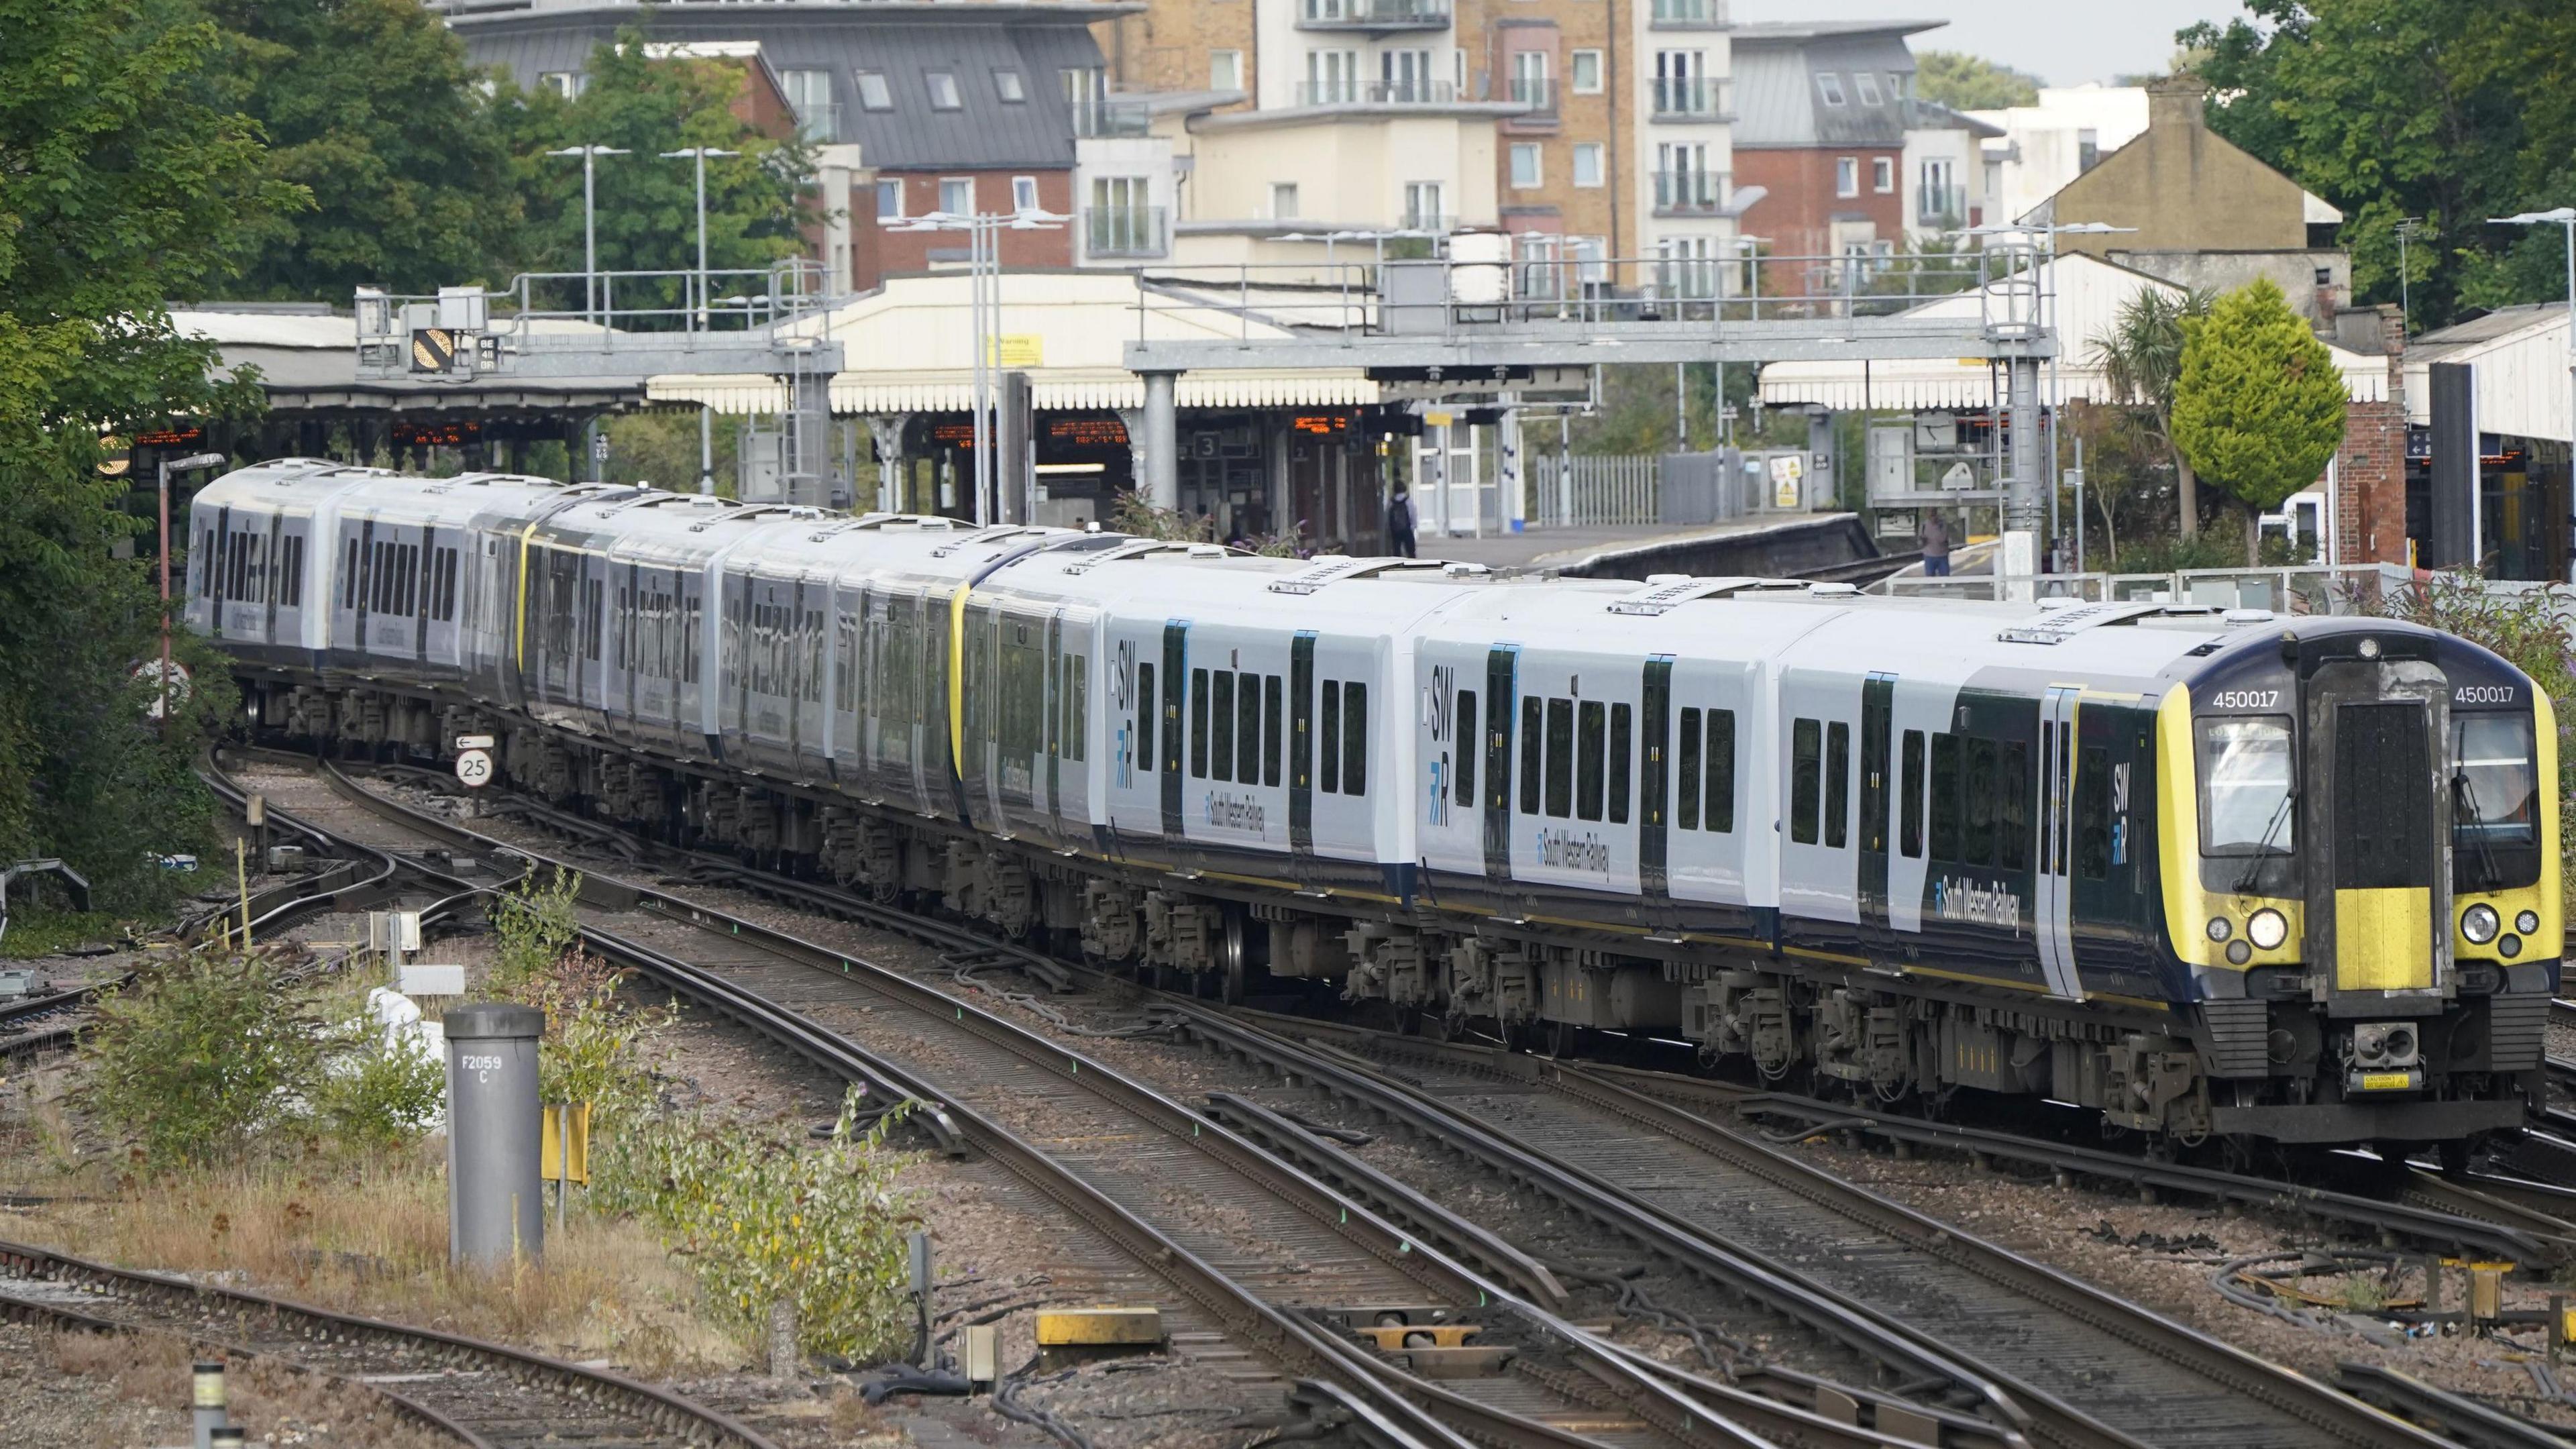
[1219, 913, 1248, 1005]
[1544, 1020, 1578, 1059]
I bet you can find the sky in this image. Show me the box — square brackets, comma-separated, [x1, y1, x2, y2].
[1737, 1, 2255, 88]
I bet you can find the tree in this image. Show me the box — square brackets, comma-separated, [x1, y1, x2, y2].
[2090, 286, 2214, 537]
[1913, 51, 2041, 112]
[502, 32, 815, 310]
[2182, 0, 2576, 329]
[205, 0, 524, 300]
[2171, 279, 2348, 566]
[0, 0, 300, 906]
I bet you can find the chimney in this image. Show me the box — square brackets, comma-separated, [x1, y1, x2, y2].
[2146, 76, 2210, 133]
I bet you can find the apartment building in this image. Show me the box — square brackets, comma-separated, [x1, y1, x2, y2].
[1086, 0, 1739, 287]
[1728, 21, 1933, 292]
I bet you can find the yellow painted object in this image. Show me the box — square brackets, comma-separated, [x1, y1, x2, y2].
[1357, 1324, 1483, 1350]
[2334, 888, 2432, 991]
[540, 1103, 591, 1184]
[1034, 1307, 1164, 1347]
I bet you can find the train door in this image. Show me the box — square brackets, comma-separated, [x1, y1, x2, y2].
[1482, 647, 1517, 880]
[1640, 655, 1672, 898]
[1161, 621, 1188, 840]
[1291, 631, 1317, 855]
[1858, 672, 1894, 927]
[2034, 686, 2082, 1000]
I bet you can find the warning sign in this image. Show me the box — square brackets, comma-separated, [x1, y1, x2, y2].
[411, 327, 458, 373]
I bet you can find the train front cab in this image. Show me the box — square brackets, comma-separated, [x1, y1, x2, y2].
[2167, 621, 2555, 1144]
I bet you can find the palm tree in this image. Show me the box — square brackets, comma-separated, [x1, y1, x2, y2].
[2091, 286, 2213, 539]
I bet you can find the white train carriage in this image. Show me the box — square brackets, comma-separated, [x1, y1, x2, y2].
[184, 459, 379, 670]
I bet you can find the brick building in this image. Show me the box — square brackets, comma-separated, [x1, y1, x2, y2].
[1729, 21, 1932, 294]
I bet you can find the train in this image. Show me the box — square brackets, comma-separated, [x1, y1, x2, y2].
[184, 458, 2561, 1148]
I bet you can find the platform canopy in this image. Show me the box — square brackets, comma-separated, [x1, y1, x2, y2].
[1758, 252, 2390, 412]
[2402, 303, 2572, 444]
[648, 270, 1380, 416]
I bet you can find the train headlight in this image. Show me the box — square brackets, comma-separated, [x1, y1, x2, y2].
[2247, 908, 2289, 951]
[2226, 941, 2252, 966]
[2462, 903, 2502, 945]
[2518, 910, 2541, 936]
[2206, 916, 2233, 943]
[2502, 934, 2524, 959]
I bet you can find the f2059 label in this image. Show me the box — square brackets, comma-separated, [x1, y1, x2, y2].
[2455, 685, 2518, 705]
[2206, 689, 2281, 710]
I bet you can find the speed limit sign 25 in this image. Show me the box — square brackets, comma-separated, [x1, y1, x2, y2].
[455, 748, 495, 788]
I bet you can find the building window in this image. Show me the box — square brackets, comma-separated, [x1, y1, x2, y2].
[1304, 49, 1359, 105]
[855, 70, 893, 111]
[941, 176, 974, 215]
[1212, 50, 1243, 93]
[877, 178, 904, 220]
[1873, 156, 1894, 193]
[1854, 71, 1882, 106]
[1403, 180, 1444, 232]
[1836, 156, 1859, 197]
[1509, 50, 1550, 110]
[926, 72, 961, 111]
[994, 69, 1026, 103]
[782, 69, 835, 142]
[539, 71, 585, 99]
[1817, 72, 1846, 107]
[1888, 72, 1908, 103]
[1509, 143, 1542, 189]
[1383, 48, 1436, 102]
[1570, 49, 1602, 94]
[1572, 142, 1603, 188]
[1271, 182, 1299, 219]
[1012, 176, 1038, 212]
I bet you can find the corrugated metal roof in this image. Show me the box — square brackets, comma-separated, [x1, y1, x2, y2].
[450, 3, 1114, 170]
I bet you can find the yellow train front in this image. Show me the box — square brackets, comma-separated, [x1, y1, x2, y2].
[2161, 619, 2558, 1145]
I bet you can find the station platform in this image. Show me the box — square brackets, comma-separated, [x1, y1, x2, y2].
[1413, 513, 1886, 582]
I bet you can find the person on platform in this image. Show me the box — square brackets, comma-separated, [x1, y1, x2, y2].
[1387, 486, 1418, 558]
[1919, 511, 1952, 578]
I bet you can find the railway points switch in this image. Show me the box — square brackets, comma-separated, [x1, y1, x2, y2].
[1354, 1324, 1482, 1350]
[1034, 1307, 1165, 1346]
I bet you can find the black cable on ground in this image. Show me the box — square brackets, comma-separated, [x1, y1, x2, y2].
[991, 1355, 1097, 1449]
[1544, 1259, 1752, 1373]
[853, 1364, 972, 1405]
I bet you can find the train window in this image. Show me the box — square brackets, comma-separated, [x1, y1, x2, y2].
[588, 578, 606, 661]
[1543, 698, 1575, 818]
[1705, 709, 1734, 833]
[1677, 707, 1703, 830]
[2197, 717, 2294, 857]
[433, 547, 455, 621]
[1930, 733, 1960, 859]
[1519, 697, 1544, 814]
[345, 537, 362, 610]
[1964, 737, 1996, 865]
[1263, 676, 1281, 786]
[1998, 740, 2029, 871]
[2453, 714, 2538, 883]
[836, 616, 858, 712]
[1455, 688, 1479, 806]
[1236, 670, 1261, 783]
[1900, 730, 1926, 858]
[1212, 671, 1236, 781]
[1824, 721, 1850, 849]
[1136, 661, 1156, 775]
[1790, 718, 1821, 845]
[1320, 681, 1342, 793]
[1342, 682, 1367, 796]
[806, 609, 827, 704]
[1609, 703, 1631, 825]
[1002, 624, 1042, 758]
[684, 596, 701, 684]
[1065, 654, 1087, 763]
[2078, 744, 2110, 879]
[1191, 667, 1211, 777]
[1575, 700, 1606, 820]
[403, 545, 421, 616]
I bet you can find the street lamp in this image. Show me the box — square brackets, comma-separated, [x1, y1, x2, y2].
[157, 449, 228, 731]
[663, 147, 739, 495]
[2489, 208, 2576, 578]
[890, 206, 1067, 525]
[546, 145, 631, 324]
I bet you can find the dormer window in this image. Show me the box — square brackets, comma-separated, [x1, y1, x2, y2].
[927, 72, 961, 111]
[1854, 72, 1881, 106]
[1817, 72, 1846, 107]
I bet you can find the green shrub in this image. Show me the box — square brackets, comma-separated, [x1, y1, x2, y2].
[86, 949, 325, 1169]
[597, 1091, 918, 1364]
[486, 865, 584, 1000]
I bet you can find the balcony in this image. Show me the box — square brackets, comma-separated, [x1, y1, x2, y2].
[1650, 76, 1730, 122]
[1296, 0, 1452, 32]
[1648, 0, 1728, 28]
[1069, 98, 1152, 138]
[1503, 75, 1558, 125]
[1653, 170, 1728, 215]
[1295, 79, 1460, 107]
[1916, 183, 1970, 227]
[796, 100, 845, 144]
[1084, 206, 1168, 259]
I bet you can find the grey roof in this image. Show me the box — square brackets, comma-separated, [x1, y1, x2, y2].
[2407, 304, 2565, 364]
[447, 2, 1127, 170]
[1730, 21, 1936, 149]
[1909, 98, 2004, 139]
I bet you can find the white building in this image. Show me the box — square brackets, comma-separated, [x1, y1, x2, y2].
[1967, 84, 2150, 227]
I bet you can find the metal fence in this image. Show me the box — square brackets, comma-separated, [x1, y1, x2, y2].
[1528, 455, 1660, 528]
[1882, 564, 2402, 615]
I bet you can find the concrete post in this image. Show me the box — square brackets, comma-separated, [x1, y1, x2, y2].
[445, 1002, 545, 1268]
[2003, 354, 2045, 538]
[1140, 371, 1179, 512]
[192, 1360, 227, 1449]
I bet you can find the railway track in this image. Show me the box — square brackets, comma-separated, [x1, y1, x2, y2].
[0, 1237, 779, 1449]
[233, 752, 1917, 1449]
[292, 753, 2468, 1449]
